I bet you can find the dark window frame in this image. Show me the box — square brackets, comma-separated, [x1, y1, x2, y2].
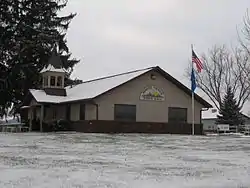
[168, 107, 187, 123]
[80, 104, 85, 120]
[44, 76, 48, 87]
[57, 76, 62, 87]
[52, 107, 57, 119]
[50, 76, 56, 86]
[66, 104, 71, 121]
[114, 104, 136, 122]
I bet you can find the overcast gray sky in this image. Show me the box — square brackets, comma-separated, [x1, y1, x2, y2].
[63, 0, 249, 80]
[62, 0, 249, 112]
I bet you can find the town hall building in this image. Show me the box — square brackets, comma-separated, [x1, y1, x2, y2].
[21, 50, 212, 135]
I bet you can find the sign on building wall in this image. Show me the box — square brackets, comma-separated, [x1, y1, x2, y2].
[140, 86, 165, 101]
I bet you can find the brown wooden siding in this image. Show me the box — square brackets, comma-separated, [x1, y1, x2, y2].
[69, 120, 204, 135]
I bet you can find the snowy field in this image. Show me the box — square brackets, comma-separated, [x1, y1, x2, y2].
[0, 133, 250, 188]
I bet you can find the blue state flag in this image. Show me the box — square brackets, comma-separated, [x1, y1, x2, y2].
[191, 68, 196, 93]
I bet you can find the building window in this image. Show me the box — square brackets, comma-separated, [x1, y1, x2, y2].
[114, 104, 136, 121]
[168, 107, 187, 123]
[52, 107, 57, 119]
[57, 76, 62, 87]
[66, 104, 71, 121]
[44, 76, 48, 86]
[80, 104, 85, 120]
[44, 107, 47, 119]
[50, 76, 56, 86]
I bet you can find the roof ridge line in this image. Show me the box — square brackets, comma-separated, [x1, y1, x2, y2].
[80, 66, 156, 84]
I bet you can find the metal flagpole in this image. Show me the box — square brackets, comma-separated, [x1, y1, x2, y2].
[192, 86, 195, 135]
[191, 44, 195, 135]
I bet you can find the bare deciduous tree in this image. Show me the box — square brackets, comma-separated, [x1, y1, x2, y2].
[185, 9, 250, 111]
[186, 45, 250, 110]
[240, 9, 250, 54]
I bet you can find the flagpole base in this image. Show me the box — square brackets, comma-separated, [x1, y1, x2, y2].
[192, 92, 195, 135]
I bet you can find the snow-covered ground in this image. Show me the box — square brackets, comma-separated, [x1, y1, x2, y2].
[0, 133, 250, 188]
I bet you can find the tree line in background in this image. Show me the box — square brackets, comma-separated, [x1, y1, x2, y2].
[187, 10, 250, 127]
[0, 0, 82, 117]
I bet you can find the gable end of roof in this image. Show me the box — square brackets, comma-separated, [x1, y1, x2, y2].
[92, 66, 212, 108]
[153, 66, 212, 108]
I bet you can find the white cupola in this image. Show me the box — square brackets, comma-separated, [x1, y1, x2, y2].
[40, 48, 67, 96]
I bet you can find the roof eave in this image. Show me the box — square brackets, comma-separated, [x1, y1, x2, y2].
[202, 118, 217, 120]
[55, 98, 93, 104]
[153, 66, 213, 108]
[92, 68, 154, 100]
[196, 96, 213, 108]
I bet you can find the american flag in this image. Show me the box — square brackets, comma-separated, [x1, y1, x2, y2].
[192, 50, 203, 72]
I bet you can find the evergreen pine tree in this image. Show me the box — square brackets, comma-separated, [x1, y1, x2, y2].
[216, 87, 244, 126]
[0, 0, 80, 115]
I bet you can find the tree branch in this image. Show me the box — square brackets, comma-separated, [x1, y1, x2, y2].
[185, 44, 250, 111]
